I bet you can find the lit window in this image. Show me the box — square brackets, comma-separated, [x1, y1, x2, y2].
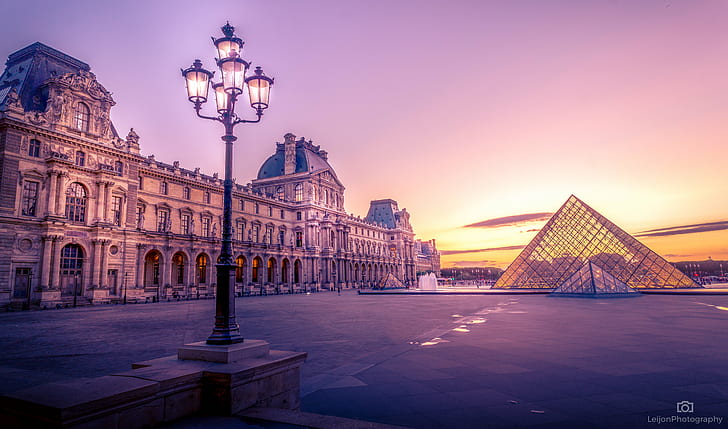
[276, 187, 284, 200]
[294, 183, 303, 202]
[73, 103, 90, 131]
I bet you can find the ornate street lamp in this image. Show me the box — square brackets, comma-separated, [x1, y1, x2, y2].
[182, 22, 274, 345]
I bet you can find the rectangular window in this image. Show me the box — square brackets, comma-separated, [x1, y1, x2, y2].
[160, 182, 168, 195]
[279, 230, 285, 245]
[202, 217, 211, 237]
[21, 181, 39, 216]
[255, 203, 259, 214]
[239, 199, 244, 211]
[138, 176, 144, 190]
[267, 228, 273, 244]
[295, 232, 303, 247]
[28, 139, 41, 157]
[111, 196, 122, 226]
[157, 210, 169, 232]
[296, 211, 302, 221]
[136, 206, 144, 228]
[181, 214, 191, 235]
[204, 191, 210, 204]
[280, 210, 285, 219]
[268, 206, 273, 217]
[75, 151, 85, 167]
[236, 221, 245, 241]
[183, 187, 190, 200]
[252, 225, 260, 242]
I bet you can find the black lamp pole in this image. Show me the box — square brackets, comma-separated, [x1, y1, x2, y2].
[182, 22, 274, 345]
[123, 272, 128, 305]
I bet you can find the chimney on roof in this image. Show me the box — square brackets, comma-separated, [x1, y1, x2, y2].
[284, 132, 296, 175]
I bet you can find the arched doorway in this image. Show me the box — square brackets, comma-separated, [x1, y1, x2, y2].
[282, 259, 290, 285]
[60, 243, 84, 296]
[267, 257, 277, 283]
[294, 259, 302, 284]
[144, 250, 162, 287]
[252, 257, 262, 283]
[172, 252, 186, 285]
[196, 253, 209, 284]
[235, 255, 246, 284]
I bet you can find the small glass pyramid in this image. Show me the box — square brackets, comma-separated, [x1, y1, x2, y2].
[494, 195, 700, 289]
[376, 272, 405, 289]
[551, 261, 639, 296]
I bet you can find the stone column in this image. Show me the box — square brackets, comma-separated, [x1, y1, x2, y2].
[92, 240, 102, 288]
[39, 236, 53, 289]
[55, 173, 65, 216]
[46, 171, 58, 216]
[100, 240, 110, 288]
[50, 236, 63, 290]
[95, 181, 104, 222]
[103, 182, 112, 223]
[136, 244, 147, 288]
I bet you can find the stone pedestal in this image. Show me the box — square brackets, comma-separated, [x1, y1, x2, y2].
[0, 340, 306, 428]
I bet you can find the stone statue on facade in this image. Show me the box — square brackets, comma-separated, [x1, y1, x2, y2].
[190, 218, 195, 235]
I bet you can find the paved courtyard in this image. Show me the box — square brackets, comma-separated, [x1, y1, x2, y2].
[1, 291, 728, 428]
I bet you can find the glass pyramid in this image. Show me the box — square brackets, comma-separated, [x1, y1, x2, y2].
[376, 272, 405, 289]
[551, 261, 639, 295]
[494, 195, 700, 289]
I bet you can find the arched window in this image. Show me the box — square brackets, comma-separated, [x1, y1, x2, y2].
[282, 259, 290, 284]
[60, 244, 84, 296]
[252, 257, 262, 283]
[144, 251, 161, 286]
[276, 187, 284, 201]
[196, 254, 208, 284]
[235, 256, 246, 283]
[65, 183, 87, 223]
[73, 102, 90, 131]
[294, 184, 303, 202]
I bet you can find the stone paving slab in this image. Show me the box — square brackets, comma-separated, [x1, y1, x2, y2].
[2, 291, 728, 427]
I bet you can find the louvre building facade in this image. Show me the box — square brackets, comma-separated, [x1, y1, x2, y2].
[0, 42, 438, 308]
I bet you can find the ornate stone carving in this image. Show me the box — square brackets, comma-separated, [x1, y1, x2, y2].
[49, 70, 115, 104]
[1, 88, 23, 111]
[26, 111, 49, 126]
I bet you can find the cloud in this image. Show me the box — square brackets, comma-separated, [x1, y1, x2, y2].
[464, 212, 552, 229]
[523, 228, 541, 233]
[635, 221, 728, 238]
[440, 245, 525, 255]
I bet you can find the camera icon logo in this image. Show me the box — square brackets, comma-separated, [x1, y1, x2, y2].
[676, 401, 694, 413]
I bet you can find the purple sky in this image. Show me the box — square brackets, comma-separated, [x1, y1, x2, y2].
[4, 0, 728, 266]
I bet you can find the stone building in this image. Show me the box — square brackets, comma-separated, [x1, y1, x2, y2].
[0, 42, 439, 308]
[414, 239, 441, 277]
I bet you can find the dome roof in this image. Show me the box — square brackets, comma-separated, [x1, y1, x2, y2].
[257, 136, 337, 180]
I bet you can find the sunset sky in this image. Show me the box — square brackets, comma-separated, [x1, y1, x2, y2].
[3, 0, 727, 268]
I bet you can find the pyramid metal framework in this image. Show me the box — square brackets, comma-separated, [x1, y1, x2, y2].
[494, 195, 700, 289]
[376, 272, 406, 289]
[551, 261, 639, 295]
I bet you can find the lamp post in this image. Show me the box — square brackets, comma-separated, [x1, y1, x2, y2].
[123, 272, 128, 305]
[73, 271, 79, 308]
[182, 22, 274, 345]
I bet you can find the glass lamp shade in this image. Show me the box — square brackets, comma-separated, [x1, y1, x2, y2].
[213, 83, 230, 113]
[181, 60, 213, 103]
[218, 57, 249, 95]
[214, 37, 244, 59]
[245, 67, 274, 110]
